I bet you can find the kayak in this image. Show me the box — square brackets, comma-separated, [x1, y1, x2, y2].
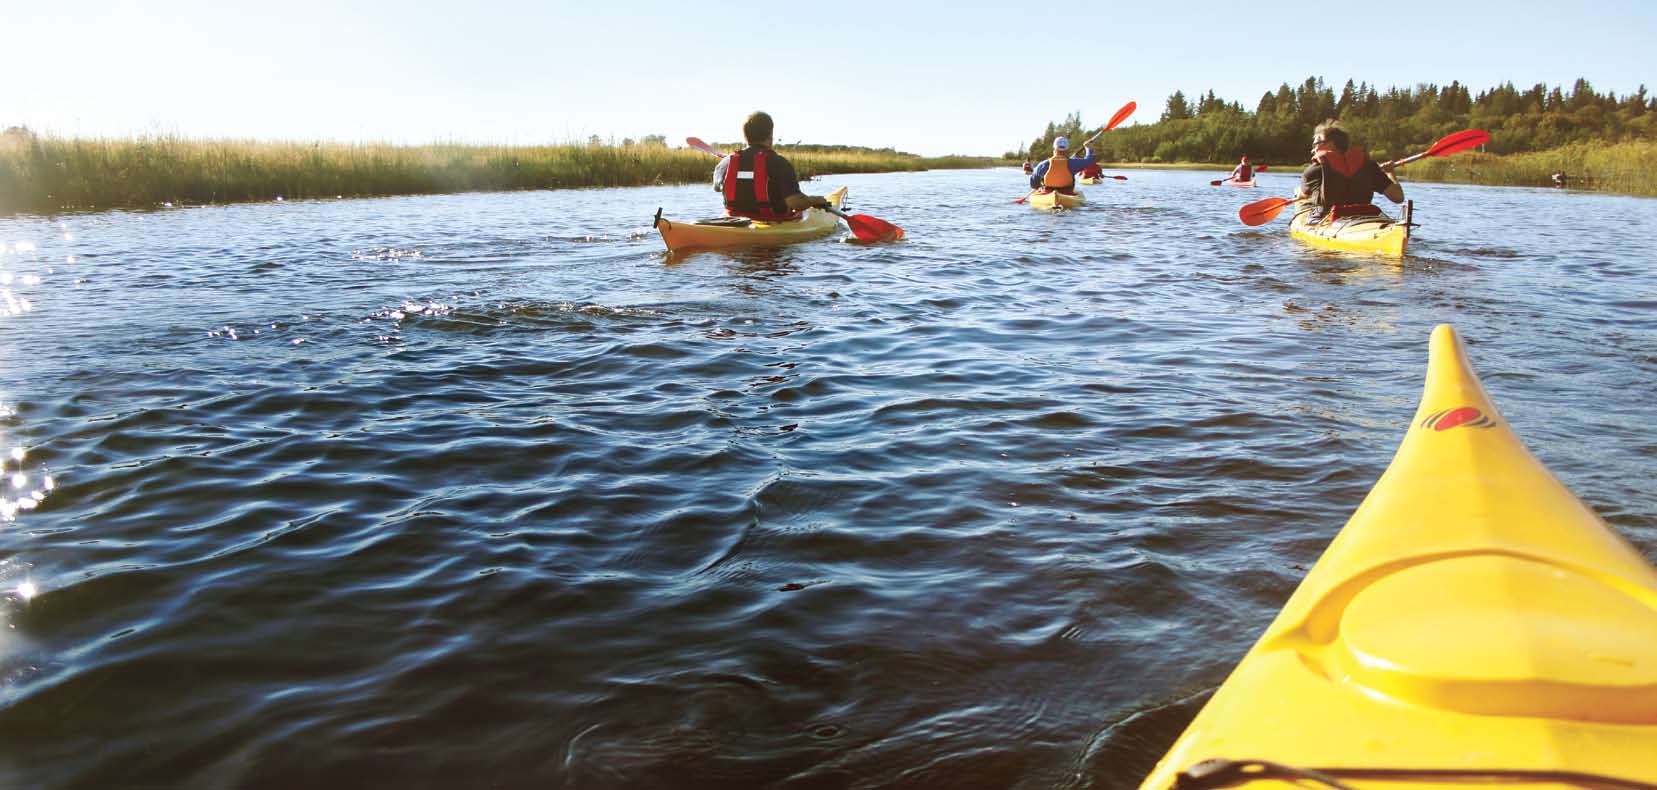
[1026, 188, 1085, 210]
[1288, 200, 1412, 256]
[1138, 324, 1657, 790]
[1222, 178, 1257, 188]
[653, 186, 848, 252]
[1079, 176, 1105, 185]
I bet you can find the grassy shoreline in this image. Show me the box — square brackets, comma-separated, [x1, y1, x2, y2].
[1088, 141, 1657, 197]
[0, 132, 997, 213]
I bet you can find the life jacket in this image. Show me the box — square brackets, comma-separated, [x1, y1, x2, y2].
[1042, 153, 1074, 190]
[1236, 163, 1253, 181]
[1310, 143, 1375, 210]
[1080, 163, 1103, 178]
[722, 150, 800, 221]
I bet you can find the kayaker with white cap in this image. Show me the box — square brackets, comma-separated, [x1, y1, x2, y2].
[1027, 136, 1097, 193]
[711, 111, 833, 221]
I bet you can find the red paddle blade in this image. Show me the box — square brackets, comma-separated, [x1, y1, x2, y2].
[1210, 180, 1224, 187]
[1110, 175, 1128, 180]
[1105, 101, 1137, 130]
[1256, 164, 1268, 172]
[847, 213, 903, 242]
[1239, 197, 1295, 226]
[685, 136, 723, 157]
[1426, 128, 1490, 158]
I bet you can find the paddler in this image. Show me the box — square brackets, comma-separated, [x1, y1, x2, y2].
[1294, 120, 1403, 221]
[712, 111, 833, 221]
[1226, 155, 1253, 183]
[1078, 161, 1105, 180]
[1027, 136, 1096, 193]
[1022, 159, 1034, 175]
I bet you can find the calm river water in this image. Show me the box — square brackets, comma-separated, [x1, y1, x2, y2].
[1, 168, 1654, 788]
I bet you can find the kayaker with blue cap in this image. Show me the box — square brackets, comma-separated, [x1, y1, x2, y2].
[1028, 136, 1096, 193]
[712, 111, 833, 221]
[1294, 120, 1403, 221]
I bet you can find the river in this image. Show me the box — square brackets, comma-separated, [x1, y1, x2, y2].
[1, 167, 1653, 788]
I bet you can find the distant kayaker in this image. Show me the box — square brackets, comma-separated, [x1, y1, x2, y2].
[1079, 161, 1105, 180]
[712, 111, 833, 221]
[1022, 159, 1034, 175]
[1552, 171, 1568, 188]
[1227, 155, 1253, 183]
[1294, 120, 1403, 221]
[1028, 137, 1096, 193]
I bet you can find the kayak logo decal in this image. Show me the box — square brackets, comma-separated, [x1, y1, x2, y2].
[1420, 407, 1496, 432]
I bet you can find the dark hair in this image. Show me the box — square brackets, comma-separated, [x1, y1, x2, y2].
[743, 111, 774, 145]
[1313, 120, 1350, 151]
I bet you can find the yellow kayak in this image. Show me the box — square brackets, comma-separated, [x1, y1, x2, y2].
[1026, 188, 1085, 210]
[1288, 200, 1412, 256]
[1139, 324, 1657, 790]
[1079, 176, 1105, 185]
[653, 186, 847, 252]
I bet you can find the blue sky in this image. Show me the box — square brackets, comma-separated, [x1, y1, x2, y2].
[6, 0, 1654, 155]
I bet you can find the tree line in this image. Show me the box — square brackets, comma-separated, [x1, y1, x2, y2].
[1017, 77, 1657, 164]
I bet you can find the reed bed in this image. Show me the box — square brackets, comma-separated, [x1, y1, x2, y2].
[0, 132, 994, 212]
[1397, 140, 1657, 196]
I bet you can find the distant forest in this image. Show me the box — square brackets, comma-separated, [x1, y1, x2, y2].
[1019, 77, 1656, 164]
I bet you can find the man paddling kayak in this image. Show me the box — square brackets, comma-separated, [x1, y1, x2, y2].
[1028, 136, 1096, 193]
[1294, 120, 1403, 221]
[1226, 155, 1253, 183]
[1078, 161, 1105, 180]
[712, 111, 833, 221]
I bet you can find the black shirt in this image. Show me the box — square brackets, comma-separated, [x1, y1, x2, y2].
[1300, 158, 1392, 215]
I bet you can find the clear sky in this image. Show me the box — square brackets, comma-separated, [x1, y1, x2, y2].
[5, 0, 1654, 156]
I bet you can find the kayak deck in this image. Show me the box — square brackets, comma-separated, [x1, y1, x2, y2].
[1026, 188, 1085, 210]
[654, 186, 847, 252]
[1138, 324, 1657, 789]
[1288, 201, 1411, 256]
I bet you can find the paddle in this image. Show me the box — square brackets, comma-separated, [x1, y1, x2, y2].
[686, 136, 902, 242]
[1015, 101, 1137, 203]
[1236, 129, 1490, 225]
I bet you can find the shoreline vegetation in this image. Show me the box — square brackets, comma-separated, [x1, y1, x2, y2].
[0, 129, 995, 213]
[1021, 76, 1657, 197]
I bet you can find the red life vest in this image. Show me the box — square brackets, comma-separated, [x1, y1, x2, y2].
[1236, 164, 1253, 181]
[723, 150, 799, 221]
[1080, 163, 1103, 178]
[1309, 143, 1377, 211]
[1042, 153, 1074, 190]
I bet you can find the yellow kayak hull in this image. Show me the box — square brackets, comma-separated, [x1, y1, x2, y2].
[1139, 324, 1657, 789]
[1027, 189, 1085, 210]
[654, 187, 847, 252]
[1288, 202, 1410, 256]
[1078, 176, 1104, 185]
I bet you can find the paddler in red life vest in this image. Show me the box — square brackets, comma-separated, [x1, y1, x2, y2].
[711, 111, 833, 221]
[1226, 155, 1253, 183]
[1079, 161, 1104, 180]
[1028, 136, 1095, 193]
[1294, 120, 1403, 221]
[1022, 159, 1033, 175]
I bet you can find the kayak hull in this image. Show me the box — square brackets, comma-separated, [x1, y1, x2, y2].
[1288, 201, 1410, 256]
[1027, 189, 1085, 210]
[655, 186, 848, 252]
[1222, 178, 1257, 187]
[1078, 176, 1104, 185]
[1137, 324, 1657, 789]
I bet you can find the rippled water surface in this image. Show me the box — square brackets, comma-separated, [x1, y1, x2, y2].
[1, 168, 1654, 788]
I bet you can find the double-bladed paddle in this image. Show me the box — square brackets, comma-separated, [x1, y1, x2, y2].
[1236, 129, 1489, 226]
[1015, 101, 1136, 203]
[684, 137, 903, 242]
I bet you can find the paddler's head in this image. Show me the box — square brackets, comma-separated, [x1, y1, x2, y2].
[743, 111, 774, 149]
[1240, 155, 1249, 163]
[1053, 136, 1069, 155]
[1312, 120, 1349, 154]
